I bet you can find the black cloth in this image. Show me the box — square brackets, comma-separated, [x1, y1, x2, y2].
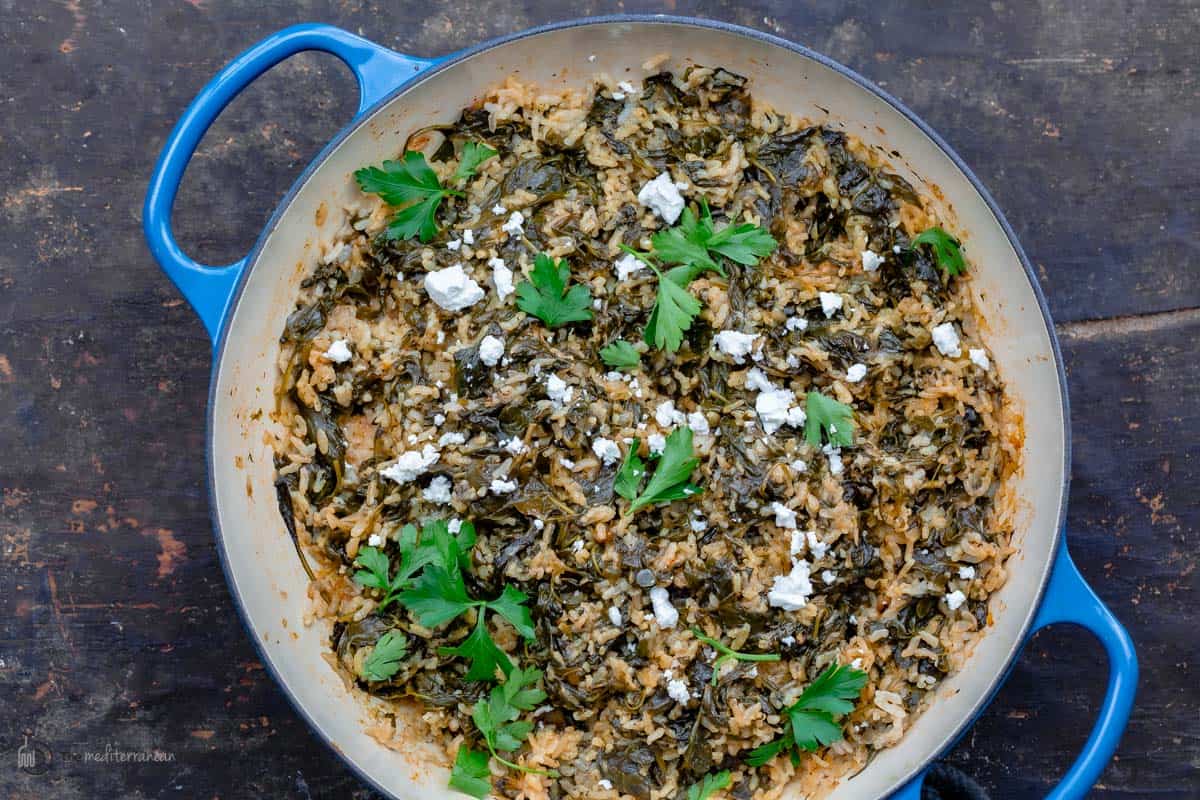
[921, 763, 991, 800]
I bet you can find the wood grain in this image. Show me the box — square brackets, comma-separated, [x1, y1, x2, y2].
[0, 1, 1196, 797]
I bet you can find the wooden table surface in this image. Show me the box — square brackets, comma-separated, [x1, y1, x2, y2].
[1, 1, 1196, 797]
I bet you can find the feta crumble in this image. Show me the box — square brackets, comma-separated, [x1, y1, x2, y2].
[823, 443, 844, 475]
[502, 436, 528, 455]
[654, 399, 686, 427]
[491, 203, 506, 214]
[666, 678, 691, 704]
[380, 445, 439, 484]
[592, 437, 621, 465]
[501, 210, 525, 236]
[324, 339, 352, 363]
[546, 374, 574, 405]
[422, 475, 453, 505]
[958, 565, 977, 580]
[945, 589, 966, 610]
[648, 586, 679, 628]
[806, 530, 828, 559]
[785, 315, 809, 333]
[770, 502, 798, 529]
[819, 291, 844, 318]
[931, 322, 962, 357]
[367, 533, 385, 547]
[636, 172, 686, 224]
[689, 517, 708, 533]
[598, 779, 613, 791]
[846, 363, 868, 383]
[607, 606, 622, 626]
[489, 477, 518, 495]
[767, 559, 814, 611]
[713, 330, 758, 363]
[424, 264, 485, 312]
[745, 367, 776, 393]
[614, 252, 645, 280]
[756, 388, 800, 434]
[686, 411, 710, 435]
[488, 257, 515, 299]
[861, 250, 884, 272]
[438, 431, 466, 447]
[461, 229, 474, 245]
[647, 433, 667, 456]
[969, 347, 991, 371]
[478, 334, 505, 366]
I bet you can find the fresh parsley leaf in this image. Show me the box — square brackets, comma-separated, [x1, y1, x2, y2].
[515, 252, 594, 329]
[692, 627, 780, 685]
[400, 564, 474, 628]
[600, 340, 642, 371]
[622, 427, 703, 515]
[361, 630, 408, 682]
[352, 546, 392, 592]
[652, 199, 777, 273]
[453, 141, 497, 184]
[466, 666, 557, 779]
[440, 613, 513, 682]
[488, 585, 536, 641]
[706, 219, 779, 266]
[743, 663, 867, 767]
[354, 143, 495, 244]
[449, 745, 492, 799]
[613, 438, 647, 502]
[687, 770, 732, 800]
[804, 391, 855, 448]
[911, 226, 965, 276]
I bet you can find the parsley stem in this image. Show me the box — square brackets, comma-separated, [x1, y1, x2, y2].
[489, 749, 559, 778]
[692, 627, 780, 685]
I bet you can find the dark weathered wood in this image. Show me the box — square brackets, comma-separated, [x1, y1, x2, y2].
[0, 1, 1196, 798]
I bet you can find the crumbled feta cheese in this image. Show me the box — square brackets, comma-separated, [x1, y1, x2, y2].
[560, 457, 576, 470]
[491, 203, 506, 214]
[648, 586, 679, 628]
[666, 678, 691, 704]
[592, 297, 602, 309]
[422, 475, 453, 504]
[713, 330, 758, 363]
[461, 229, 474, 245]
[488, 257, 515, 299]
[861, 250, 884, 272]
[771, 502, 798, 529]
[745, 367, 776, 393]
[502, 436, 528, 455]
[767, 559, 814, 610]
[379, 445, 440, 484]
[681, 412, 708, 436]
[433, 414, 446, 427]
[617, 80, 636, 94]
[534, 519, 545, 531]
[822, 569, 837, 584]
[489, 478, 518, 495]
[958, 565, 977, 580]
[446, 238, 462, 251]
[546, 374, 574, 405]
[571, 538, 584, 553]
[324, 339, 353, 363]
[424, 264, 485, 311]
[611, 90, 626, 101]
[654, 399, 686, 427]
[608, 606, 622, 626]
[785, 315, 809, 333]
[790, 459, 808, 474]
[501, 210, 525, 236]
[893, 244, 902, 254]
[478, 334, 505, 366]
[598, 779, 613, 791]
[592, 437, 621, 465]
[690, 517, 708, 533]
[823, 444, 844, 475]
[931, 322, 962, 357]
[789, 530, 805, 556]
[806, 531, 828, 559]
[648, 433, 667, 456]
[819, 291, 844, 318]
[846, 363, 868, 383]
[786, 406, 807, 427]
[756, 389, 797, 434]
[850, 657, 863, 670]
[781, 635, 796, 646]
[438, 431, 466, 447]
[636, 172, 686, 224]
[614, 252, 645, 280]
[945, 589, 966, 610]
[448, 519, 462, 534]
[969, 348, 990, 371]
[367, 533, 385, 547]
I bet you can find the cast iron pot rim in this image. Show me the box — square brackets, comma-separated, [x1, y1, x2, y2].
[204, 14, 1072, 799]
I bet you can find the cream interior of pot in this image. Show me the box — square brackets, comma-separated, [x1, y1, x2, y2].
[208, 20, 1067, 800]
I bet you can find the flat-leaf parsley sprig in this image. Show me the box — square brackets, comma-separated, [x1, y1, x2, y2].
[745, 663, 868, 767]
[515, 252, 594, 329]
[614, 427, 703, 515]
[360, 630, 408, 682]
[910, 226, 965, 276]
[450, 666, 558, 798]
[351, 519, 477, 613]
[354, 141, 496, 243]
[804, 391, 855, 448]
[686, 770, 732, 800]
[692, 627, 780, 685]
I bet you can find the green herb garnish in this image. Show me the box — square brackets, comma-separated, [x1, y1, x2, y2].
[449, 746, 492, 798]
[803, 391, 855, 448]
[450, 665, 558, 797]
[600, 340, 642, 371]
[686, 770, 732, 800]
[911, 226, 965, 276]
[615, 427, 703, 515]
[351, 519, 476, 613]
[692, 628, 780, 686]
[354, 142, 496, 242]
[745, 663, 868, 767]
[654, 199, 776, 274]
[360, 630, 408, 682]
[515, 252, 594, 329]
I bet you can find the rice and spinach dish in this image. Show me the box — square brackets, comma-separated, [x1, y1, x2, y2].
[271, 62, 1021, 800]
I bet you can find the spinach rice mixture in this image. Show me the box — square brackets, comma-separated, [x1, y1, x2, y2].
[271, 63, 1021, 800]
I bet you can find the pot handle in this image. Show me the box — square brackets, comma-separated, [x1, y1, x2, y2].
[889, 543, 1137, 800]
[143, 24, 436, 344]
